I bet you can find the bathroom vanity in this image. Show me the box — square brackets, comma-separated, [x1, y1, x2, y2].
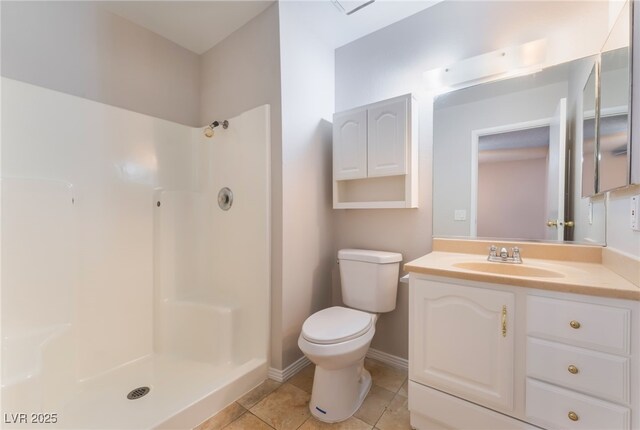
[405, 240, 640, 430]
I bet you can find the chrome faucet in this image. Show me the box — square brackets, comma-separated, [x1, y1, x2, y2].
[488, 245, 523, 264]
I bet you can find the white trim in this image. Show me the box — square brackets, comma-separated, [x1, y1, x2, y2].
[470, 117, 552, 238]
[268, 355, 311, 383]
[268, 348, 408, 383]
[366, 348, 408, 371]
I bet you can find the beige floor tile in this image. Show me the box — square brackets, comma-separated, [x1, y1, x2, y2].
[375, 394, 411, 430]
[354, 385, 395, 426]
[397, 379, 408, 398]
[195, 402, 247, 430]
[237, 379, 282, 409]
[250, 383, 311, 430]
[364, 359, 407, 393]
[224, 412, 274, 430]
[288, 364, 315, 394]
[298, 416, 373, 429]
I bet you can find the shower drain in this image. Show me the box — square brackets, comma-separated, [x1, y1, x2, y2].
[127, 386, 150, 400]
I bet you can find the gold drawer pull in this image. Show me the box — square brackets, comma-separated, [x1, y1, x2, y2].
[569, 320, 581, 329]
[568, 365, 579, 374]
[568, 411, 579, 421]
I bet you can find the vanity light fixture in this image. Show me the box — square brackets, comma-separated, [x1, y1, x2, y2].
[423, 39, 548, 92]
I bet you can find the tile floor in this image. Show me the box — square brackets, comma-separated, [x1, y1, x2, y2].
[195, 358, 412, 430]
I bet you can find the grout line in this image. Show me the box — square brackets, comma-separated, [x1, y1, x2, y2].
[253, 412, 276, 430]
[295, 415, 311, 430]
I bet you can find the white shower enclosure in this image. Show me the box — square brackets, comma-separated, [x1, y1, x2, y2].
[1, 78, 270, 429]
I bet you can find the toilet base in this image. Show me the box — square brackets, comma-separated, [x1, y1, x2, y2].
[308, 358, 372, 423]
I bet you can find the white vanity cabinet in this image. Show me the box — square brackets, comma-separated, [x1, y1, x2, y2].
[410, 279, 515, 412]
[332, 94, 418, 209]
[408, 274, 640, 430]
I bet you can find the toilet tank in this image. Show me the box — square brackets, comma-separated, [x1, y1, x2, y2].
[338, 249, 402, 313]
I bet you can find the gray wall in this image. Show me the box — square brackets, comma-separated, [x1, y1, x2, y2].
[1, 1, 200, 127]
[278, 1, 335, 369]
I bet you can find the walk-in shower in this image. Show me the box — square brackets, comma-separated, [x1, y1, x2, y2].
[1, 78, 270, 428]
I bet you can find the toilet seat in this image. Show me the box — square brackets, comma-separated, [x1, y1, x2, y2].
[302, 306, 373, 345]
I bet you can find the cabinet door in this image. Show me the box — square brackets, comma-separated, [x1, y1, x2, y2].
[333, 109, 367, 180]
[410, 279, 515, 411]
[367, 97, 408, 177]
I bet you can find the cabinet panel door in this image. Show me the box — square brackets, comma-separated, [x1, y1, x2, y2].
[367, 98, 408, 177]
[333, 109, 367, 180]
[410, 279, 515, 411]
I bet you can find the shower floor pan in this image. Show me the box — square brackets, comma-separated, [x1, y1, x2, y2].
[21, 355, 266, 429]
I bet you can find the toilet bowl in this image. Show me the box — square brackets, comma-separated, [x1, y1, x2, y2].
[298, 249, 402, 423]
[298, 306, 378, 422]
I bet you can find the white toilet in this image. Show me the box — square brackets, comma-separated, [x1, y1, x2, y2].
[298, 249, 402, 423]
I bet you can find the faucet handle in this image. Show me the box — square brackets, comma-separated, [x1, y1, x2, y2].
[500, 247, 508, 259]
[488, 245, 498, 256]
[511, 247, 522, 262]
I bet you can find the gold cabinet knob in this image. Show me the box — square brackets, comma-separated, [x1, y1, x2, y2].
[570, 320, 581, 329]
[547, 220, 558, 227]
[565, 221, 575, 228]
[568, 411, 579, 421]
[568, 365, 579, 374]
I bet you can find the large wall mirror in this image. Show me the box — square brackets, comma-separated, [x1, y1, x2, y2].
[433, 57, 605, 244]
[432, 1, 634, 245]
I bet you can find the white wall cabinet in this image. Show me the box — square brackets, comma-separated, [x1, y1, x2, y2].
[333, 94, 417, 209]
[333, 110, 368, 180]
[366, 97, 408, 178]
[408, 274, 640, 430]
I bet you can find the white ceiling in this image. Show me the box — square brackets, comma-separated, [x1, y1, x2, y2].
[98, 0, 444, 55]
[283, 0, 445, 49]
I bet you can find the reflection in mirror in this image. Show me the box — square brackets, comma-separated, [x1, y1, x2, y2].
[477, 127, 550, 240]
[598, 0, 631, 192]
[599, 47, 630, 191]
[433, 56, 605, 244]
[581, 66, 597, 197]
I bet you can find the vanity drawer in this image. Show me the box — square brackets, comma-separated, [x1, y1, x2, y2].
[526, 378, 630, 430]
[527, 296, 630, 355]
[527, 337, 629, 404]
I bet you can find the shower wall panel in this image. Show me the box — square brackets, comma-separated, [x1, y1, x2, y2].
[1, 78, 196, 380]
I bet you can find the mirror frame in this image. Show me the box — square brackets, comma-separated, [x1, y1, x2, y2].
[582, 63, 599, 198]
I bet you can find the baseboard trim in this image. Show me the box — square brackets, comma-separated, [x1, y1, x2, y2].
[268, 348, 407, 383]
[268, 355, 311, 383]
[366, 348, 408, 371]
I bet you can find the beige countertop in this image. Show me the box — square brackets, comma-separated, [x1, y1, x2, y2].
[405, 250, 640, 301]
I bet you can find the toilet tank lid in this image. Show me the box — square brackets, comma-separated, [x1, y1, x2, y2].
[338, 249, 402, 264]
